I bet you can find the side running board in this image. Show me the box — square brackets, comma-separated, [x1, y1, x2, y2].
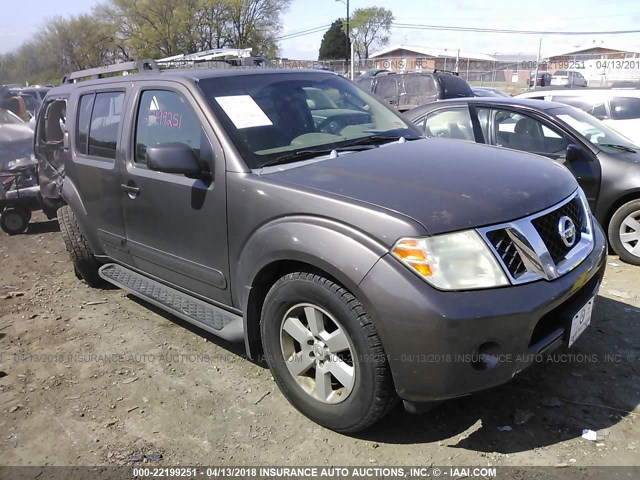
[99, 263, 244, 342]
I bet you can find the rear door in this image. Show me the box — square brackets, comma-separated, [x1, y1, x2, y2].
[373, 76, 400, 109]
[118, 81, 231, 305]
[400, 75, 438, 110]
[67, 86, 130, 263]
[416, 106, 476, 140]
[34, 95, 69, 215]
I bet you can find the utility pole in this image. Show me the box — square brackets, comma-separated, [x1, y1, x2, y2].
[347, 0, 350, 78]
[336, 0, 351, 79]
[348, 0, 354, 80]
[534, 37, 542, 90]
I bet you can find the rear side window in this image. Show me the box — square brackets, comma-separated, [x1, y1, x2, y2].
[374, 77, 398, 98]
[83, 91, 125, 159]
[403, 75, 437, 95]
[76, 94, 94, 154]
[551, 96, 608, 120]
[610, 97, 640, 120]
[355, 77, 374, 92]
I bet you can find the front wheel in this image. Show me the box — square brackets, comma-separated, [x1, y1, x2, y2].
[608, 199, 640, 266]
[0, 207, 31, 235]
[261, 272, 396, 432]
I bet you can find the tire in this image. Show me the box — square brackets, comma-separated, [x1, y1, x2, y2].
[57, 205, 105, 287]
[260, 272, 396, 433]
[608, 199, 640, 266]
[0, 207, 31, 235]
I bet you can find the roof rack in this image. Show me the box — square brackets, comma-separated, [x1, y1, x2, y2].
[156, 48, 252, 64]
[62, 60, 159, 84]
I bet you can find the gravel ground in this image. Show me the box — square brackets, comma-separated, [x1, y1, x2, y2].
[0, 213, 638, 473]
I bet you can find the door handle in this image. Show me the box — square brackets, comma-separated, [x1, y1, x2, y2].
[121, 184, 140, 198]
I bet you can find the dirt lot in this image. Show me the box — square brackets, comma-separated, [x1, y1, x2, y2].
[0, 213, 638, 471]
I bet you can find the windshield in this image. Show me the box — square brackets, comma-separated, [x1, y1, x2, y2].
[550, 106, 638, 151]
[198, 72, 419, 168]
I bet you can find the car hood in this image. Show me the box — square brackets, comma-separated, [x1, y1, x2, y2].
[0, 123, 34, 169]
[264, 138, 578, 235]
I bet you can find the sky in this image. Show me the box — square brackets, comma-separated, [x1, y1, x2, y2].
[2, 0, 640, 59]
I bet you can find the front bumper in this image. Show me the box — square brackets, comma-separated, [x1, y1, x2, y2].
[357, 219, 607, 402]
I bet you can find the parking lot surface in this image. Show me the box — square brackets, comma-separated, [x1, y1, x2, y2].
[0, 214, 638, 470]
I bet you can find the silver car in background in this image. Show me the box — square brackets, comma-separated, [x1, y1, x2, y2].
[551, 70, 588, 87]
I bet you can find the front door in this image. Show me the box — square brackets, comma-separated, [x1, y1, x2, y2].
[119, 82, 231, 305]
[477, 106, 601, 208]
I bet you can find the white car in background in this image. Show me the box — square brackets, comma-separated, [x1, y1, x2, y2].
[516, 88, 640, 145]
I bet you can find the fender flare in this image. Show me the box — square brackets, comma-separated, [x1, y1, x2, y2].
[60, 177, 106, 256]
[234, 216, 390, 356]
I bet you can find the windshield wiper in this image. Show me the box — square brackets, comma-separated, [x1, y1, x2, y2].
[260, 145, 377, 168]
[599, 143, 637, 153]
[259, 135, 420, 168]
[348, 135, 419, 147]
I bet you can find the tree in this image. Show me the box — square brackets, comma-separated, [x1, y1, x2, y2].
[0, 14, 119, 85]
[318, 20, 348, 60]
[350, 6, 393, 60]
[225, 0, 292, 58]
[192, 1, 233, 51]
[0, 0, 293, 85]
[96, 0, 202, 58]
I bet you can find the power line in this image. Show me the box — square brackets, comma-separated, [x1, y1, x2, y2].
[275, 20, 640, 44]
[277, 24, 331, 41]
[392, 23, 640, 35]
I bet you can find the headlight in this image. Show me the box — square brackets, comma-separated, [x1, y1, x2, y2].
[576, 187, 593, 232]
[391, 231, 509, 290]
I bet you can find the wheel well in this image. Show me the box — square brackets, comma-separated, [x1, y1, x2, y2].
[244, 260, 341, 361]
[603, 192, 640, 231]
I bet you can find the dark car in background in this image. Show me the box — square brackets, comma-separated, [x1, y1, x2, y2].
[355, 69, 473, 111]
[10, 87, 50, 116]
[404, 97, 640, 265]
[472, 86, 510, 97]
[530, 71, 551, 87]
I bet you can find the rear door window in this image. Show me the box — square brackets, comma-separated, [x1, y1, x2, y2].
[76, 94, 94, 154]
[480, 108, 567, 156]
[423, 107, 474, 140]
[403, 75, 437, 95]
[77, 91, 125, 159]
[374, 77, 398, 98]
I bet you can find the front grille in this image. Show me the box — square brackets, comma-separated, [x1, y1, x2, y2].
[486, 229, 527, 278]
[532, 197, 585, 263]
[479, 190, 594, 285]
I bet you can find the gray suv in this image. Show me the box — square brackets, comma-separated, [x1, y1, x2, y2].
[36, 61, 607, 433]
[355, 70, 473, 111]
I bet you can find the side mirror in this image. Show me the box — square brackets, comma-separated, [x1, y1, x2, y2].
[566, 143, 585, 163]
[146, 142, 202, 176]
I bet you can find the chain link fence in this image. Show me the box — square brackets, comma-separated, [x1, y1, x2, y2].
[310, 52, 640, 93]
